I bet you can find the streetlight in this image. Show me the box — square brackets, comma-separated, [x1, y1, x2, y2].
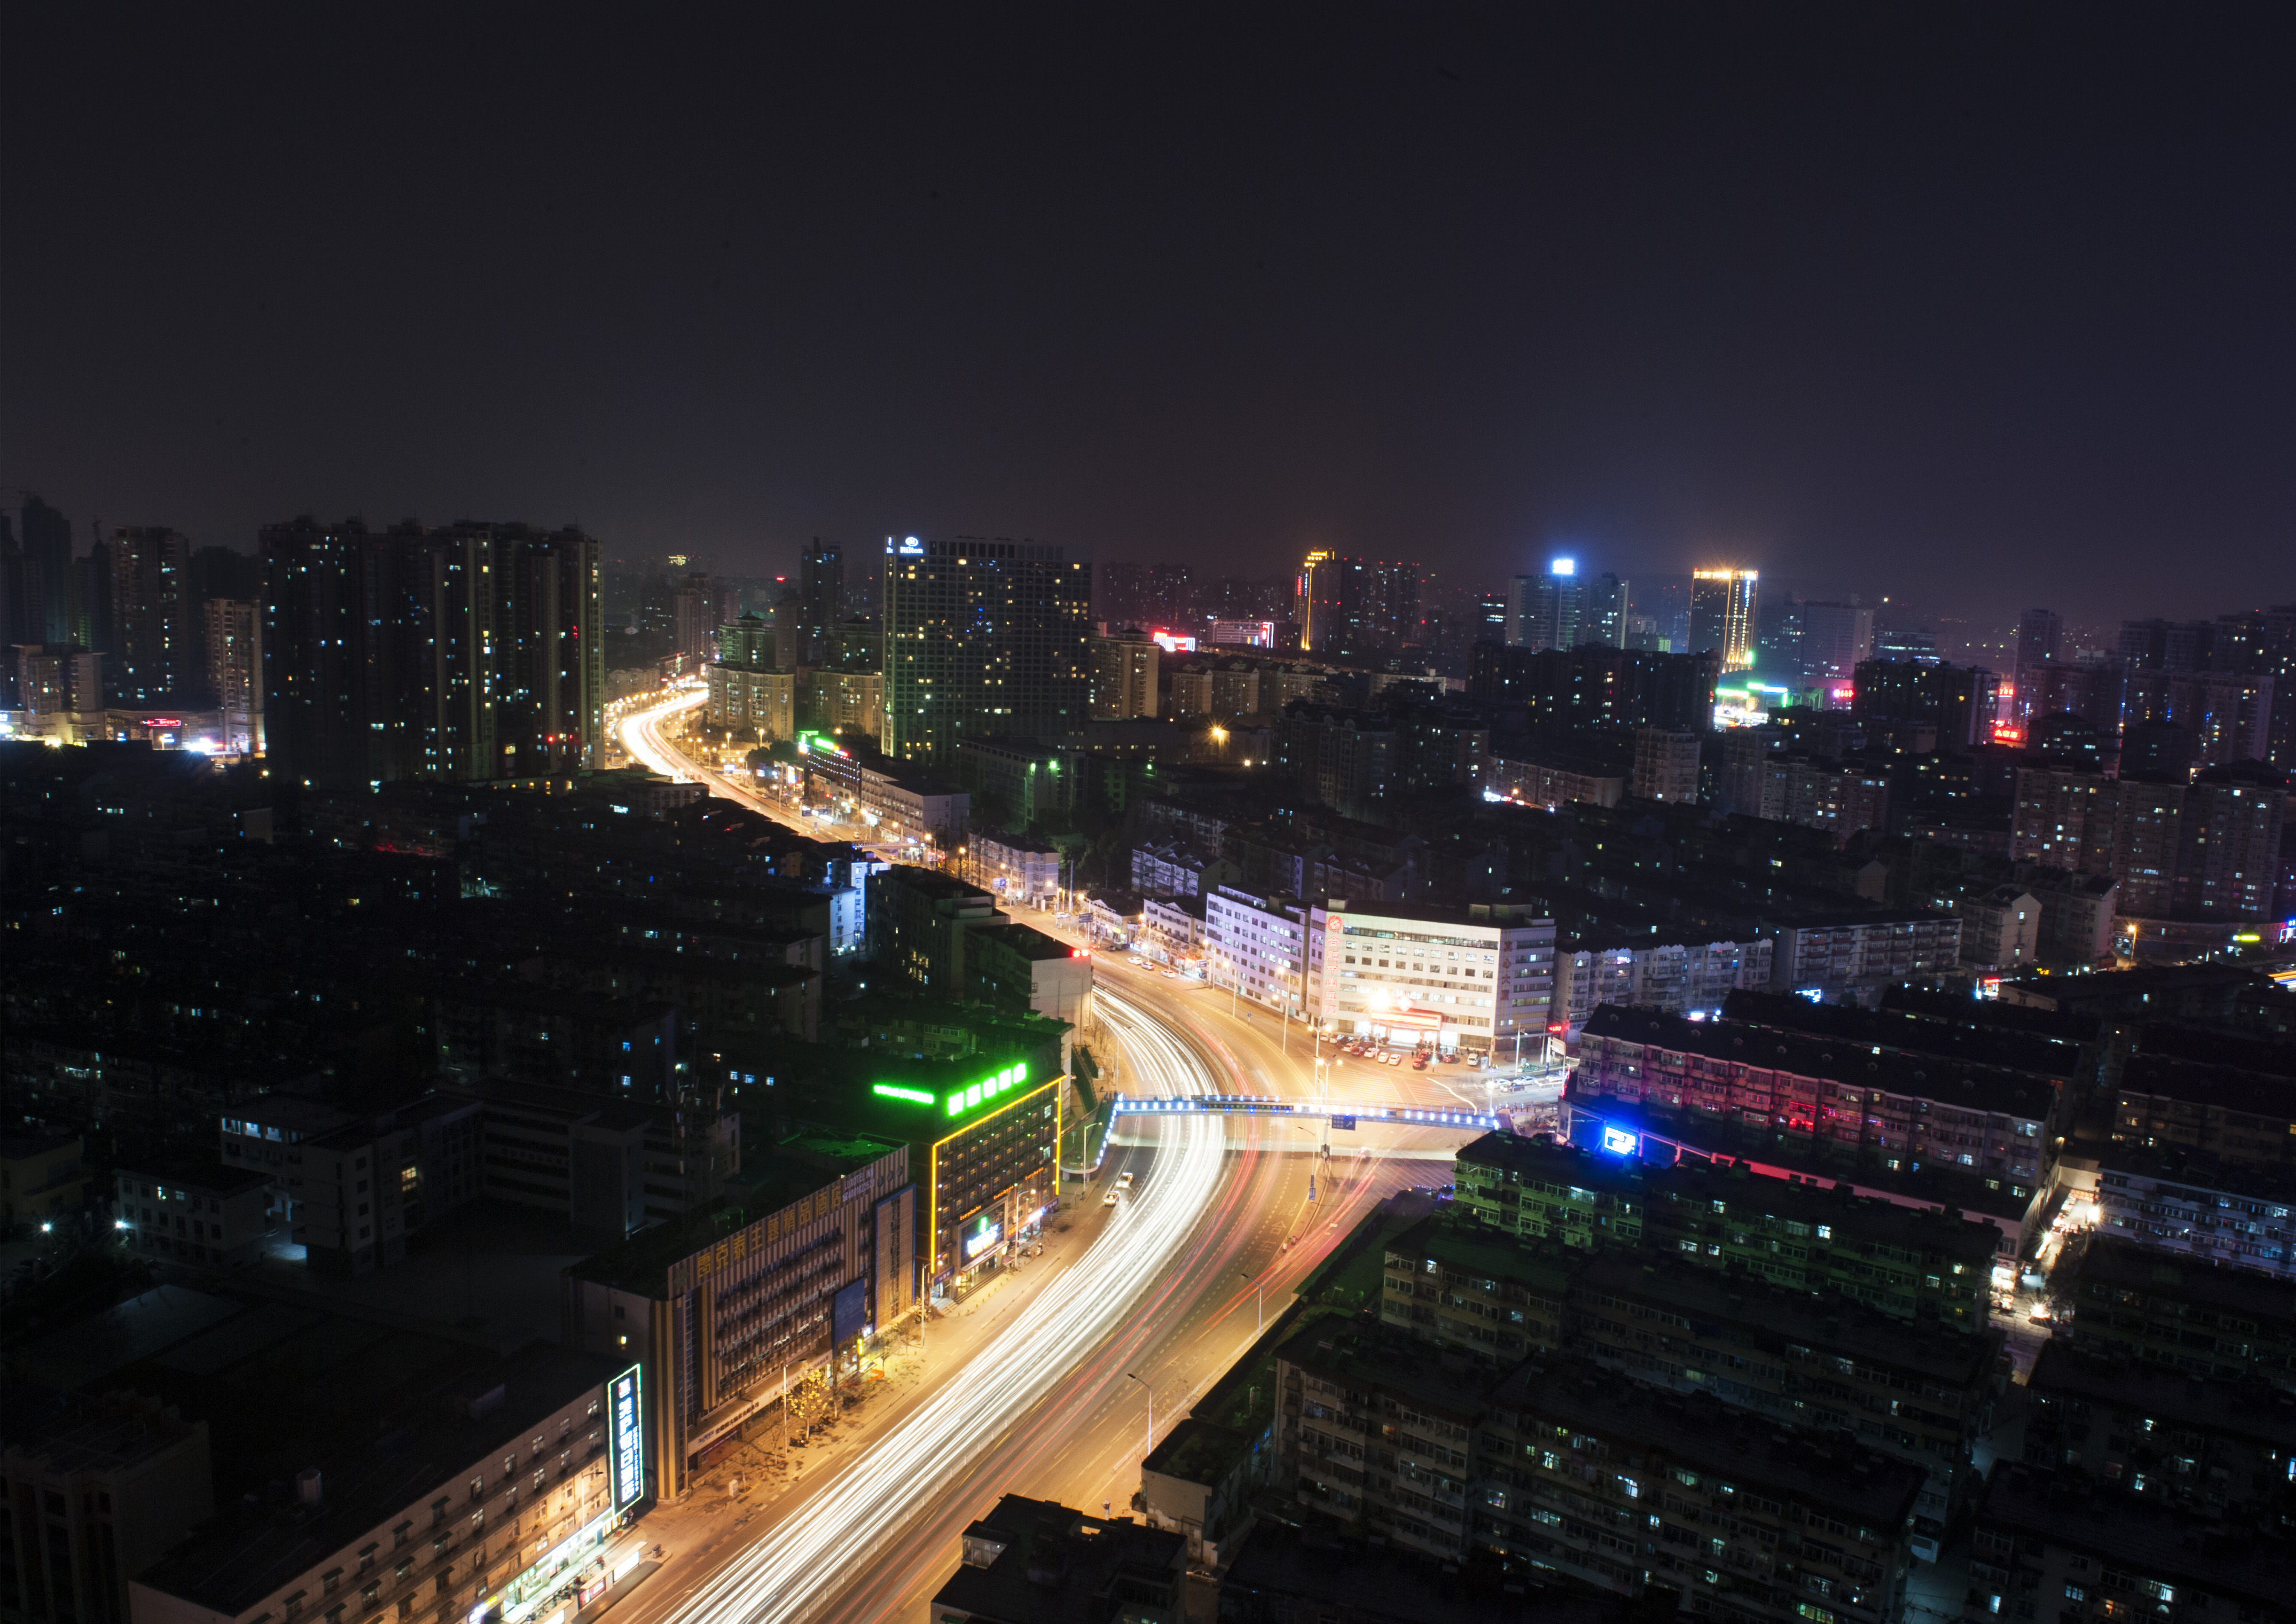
[1128, 1372, 1155, 1462]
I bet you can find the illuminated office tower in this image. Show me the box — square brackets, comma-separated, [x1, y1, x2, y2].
[1505, 558, 1583, 651]
[1689, 567, 1759, 672]
[881, 534, 1093, 766]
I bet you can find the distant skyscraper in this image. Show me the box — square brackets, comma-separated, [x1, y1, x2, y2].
[17, 495, 72, 644]
[1297, 552, 1420, 656]
[1754, 593, 1805, 679]
[1688, 568, 1758, 672]
[1583, 572, 1631, 649]
[799, 539, 842, 665]
[107, 526, 195, 705]
[1506, 559, 1583, 651]
[881, 534, 1092, 764]
[2016, 609, 2063, 674]
[1475, 591, 1506, 643]
[1799, 601, 1875, 680]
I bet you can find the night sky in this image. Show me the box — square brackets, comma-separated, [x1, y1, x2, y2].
[5, 6, 2290, 620]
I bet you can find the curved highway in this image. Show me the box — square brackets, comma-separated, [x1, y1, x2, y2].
[611, 692, 1451, 1622]
[661, 985, 1231, 1624]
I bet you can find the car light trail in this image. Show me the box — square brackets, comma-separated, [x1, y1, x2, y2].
[616, 686, 707, 782]
[665, 987, 1227, 1624]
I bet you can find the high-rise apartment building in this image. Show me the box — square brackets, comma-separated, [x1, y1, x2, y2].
[798, 538, 842, 663]
[1688, 566, 1759, 671]
[106, 525, 195, 704]
[1087, 627, 1159, 719]
[202, 598, 262, 754]
[880, 534, 1092, 766]
[261, 517, 603, 788]
[1297, 551, 1419, 656]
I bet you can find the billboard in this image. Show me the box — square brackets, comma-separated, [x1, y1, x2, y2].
[610, 1365, 644, 1509]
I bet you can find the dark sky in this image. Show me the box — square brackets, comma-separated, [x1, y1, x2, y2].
[5, 6, 2291, 622]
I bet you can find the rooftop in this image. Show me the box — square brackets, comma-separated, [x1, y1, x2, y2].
[134, 1338, 619, 1618]
[1458, 1132, 2004, 1260]
[2076, 1235, 2296, 1323]
[1569, 1248, 2000, 1385]
[1276, 1317, 1513, 1424]
[1582, 1004, 2061, 1123]
[1490, 1356, 1927, 1529]
[1978, 1465, 2296, 1603]
[2134, 1022, 2296, 1080]
[1142, 1416, 1251, 1488]
[114, 1153, 270, 1197]
[2095, 1142, 2296, 1208]
[2118, 1052, 2296, 1118]
[1724, 988, 2080, 1079]
[1318, 899, 1555, 933]
[1218, 1520, 1627, 1623]
[932, 1494, 1184, 1624]
[2025, 1341, 2296, 1452]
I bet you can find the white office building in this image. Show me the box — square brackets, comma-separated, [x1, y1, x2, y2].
[1306, 902, 1556, 1055]
[1204, 885, 1310, 1012]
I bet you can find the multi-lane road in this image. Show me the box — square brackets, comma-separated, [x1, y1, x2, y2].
[611, 692, 1471, 1624]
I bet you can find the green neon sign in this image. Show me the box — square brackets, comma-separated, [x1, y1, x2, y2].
[942, 1061, 1031, 1118]
[872, 1061, 1032, 1119]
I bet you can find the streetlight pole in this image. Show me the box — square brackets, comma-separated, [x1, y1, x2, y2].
[1128, 1372, 1155, 1463]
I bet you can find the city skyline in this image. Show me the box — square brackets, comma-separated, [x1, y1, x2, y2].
[6, 10, 2296, 1624]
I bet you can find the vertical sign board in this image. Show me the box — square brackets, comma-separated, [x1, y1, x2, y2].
[610, 1365, 644, 1509]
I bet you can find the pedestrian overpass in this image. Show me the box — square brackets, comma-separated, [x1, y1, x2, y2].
[1108, 1093, 1500, 1132]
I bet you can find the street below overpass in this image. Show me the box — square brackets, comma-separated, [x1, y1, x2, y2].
[606, 693, 1481, 1622]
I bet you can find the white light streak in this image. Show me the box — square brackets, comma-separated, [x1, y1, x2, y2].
[667, 988, 1225, 1624]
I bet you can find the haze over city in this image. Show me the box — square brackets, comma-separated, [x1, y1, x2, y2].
[6, 8, 2293, 623]
[4, 10, 2295, 1624]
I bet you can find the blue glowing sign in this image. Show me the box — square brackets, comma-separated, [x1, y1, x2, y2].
[610, 1365, 643, 1509]
[1600, 1126, 1638, 1156]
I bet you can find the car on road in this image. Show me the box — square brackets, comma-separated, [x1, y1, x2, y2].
[1118, 1170, 1134, 1189]
[1103, 1192, 1119, 1207]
